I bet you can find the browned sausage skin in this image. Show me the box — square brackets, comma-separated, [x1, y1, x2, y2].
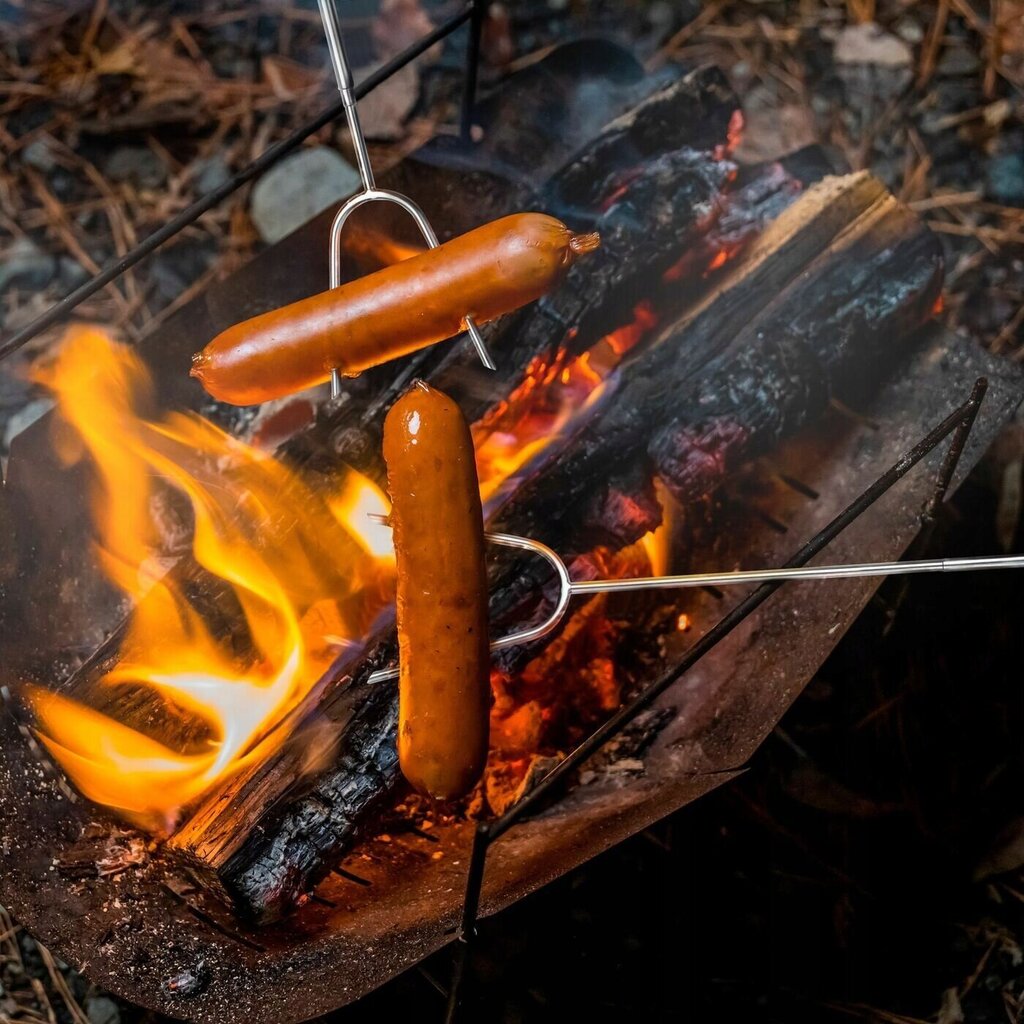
[383, 381, 490, 801]
[191, 213, 600, 405]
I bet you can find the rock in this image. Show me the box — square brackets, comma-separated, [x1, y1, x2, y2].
[937, 45, 981, 76]
[834, 22, 912, 67]
[0, 237, 56, 293]
[3, 398, 54, 451]
[372, 0, 439, 62]
[0, 360, 31, 413]
[986, 151, 1024, 206]
[150, 239, 216, 303]
[835, 23, 913, 105]
[22, 137, 57, 172]
[894, 18, 924, 44]
[192, 153, 231, 194]
[85, 995, 121, 1024]
[103, 145, 166, 188]
[249, 146, 361, 244]
[58, 256, 90, 291]
[733, 84, 817, 164]
[354, 61, 419, 141]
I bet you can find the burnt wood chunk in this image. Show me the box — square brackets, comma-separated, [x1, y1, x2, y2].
[282, 72, 742, 488]
[170, 172, 943, 922]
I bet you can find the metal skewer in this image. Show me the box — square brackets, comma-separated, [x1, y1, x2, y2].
[363, 520, 1024, 682]
[317, 0, 496, 400]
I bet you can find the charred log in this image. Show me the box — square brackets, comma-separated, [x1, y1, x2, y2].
[48, 68, 741, 779]
[170, 173, 943, 922]
[282, 70, 741, 485]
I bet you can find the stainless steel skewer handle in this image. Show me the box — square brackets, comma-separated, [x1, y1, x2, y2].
[571, 554, 1024, 595]
[316, 0, 496, 398]
[362, 518, 1024, 683]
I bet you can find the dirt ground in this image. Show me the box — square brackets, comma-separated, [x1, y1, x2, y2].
[1, 1, 1023, 1022]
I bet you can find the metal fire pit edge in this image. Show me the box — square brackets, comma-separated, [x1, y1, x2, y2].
[0, 326, 1020, 1024]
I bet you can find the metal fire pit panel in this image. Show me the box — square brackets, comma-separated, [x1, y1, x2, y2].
[0, 326, 1019, 1023]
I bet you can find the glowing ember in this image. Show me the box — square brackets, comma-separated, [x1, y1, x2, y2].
[676, 613, 692, 632]
[27, 327, 394, 829]
[473, 303, 662, 503]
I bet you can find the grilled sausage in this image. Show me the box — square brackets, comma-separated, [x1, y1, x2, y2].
[383, 381, 490, 800]
[191, 213, 600, 405]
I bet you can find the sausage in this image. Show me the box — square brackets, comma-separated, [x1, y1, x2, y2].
[383, 380, 490, 800]
[191, 213, 601, 406]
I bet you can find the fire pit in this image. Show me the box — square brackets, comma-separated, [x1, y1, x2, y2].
[0, 18, 1021, 1024]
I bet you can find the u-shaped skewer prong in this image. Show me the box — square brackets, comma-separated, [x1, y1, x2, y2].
[317, 0, 496, 400]
[362, 517, 1024, 684]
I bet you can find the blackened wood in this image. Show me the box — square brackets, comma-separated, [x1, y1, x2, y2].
[491, 175, 941, 553]
[485, 175, 943, 665]
[171, 173, 943, 922]
[52, 140, 738, 758]
[282, 68, 741, 486]
[167, 154, 807, 919]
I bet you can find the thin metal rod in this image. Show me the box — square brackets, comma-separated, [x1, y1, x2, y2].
[925, 376, 987, 520]
[317, 0, 495, 398]
[570, 553, 1024, 596]
[0, 4, 474, 365]
[460, 0, 489, 142]
[367, 495, 1024, 687]
[883, 377, 987, 632]
[318, 0, 375, 191]
[487, 378, 989, 844]
[444, 823, 490, 1024]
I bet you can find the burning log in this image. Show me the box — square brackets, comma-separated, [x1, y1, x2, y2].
[168, 171, 943, 921]
[494, 173, 941, 553]
[40, 64, 743, 819]
[283, 68, 741, 480]
[289, 150, 826, 497]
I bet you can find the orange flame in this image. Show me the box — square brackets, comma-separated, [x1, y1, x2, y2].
[473, 303, 662, 503]
[27, 327, 393, 829]
[29, 274, 678, 827]
[638, 480, 676, 578]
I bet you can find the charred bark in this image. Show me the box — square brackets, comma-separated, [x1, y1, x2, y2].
[170, 173, 943, 922]
[282, 69, 740, 485]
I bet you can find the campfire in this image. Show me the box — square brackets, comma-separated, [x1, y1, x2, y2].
[26, 326, 396, 829]
[0, 25, 1021, 1024]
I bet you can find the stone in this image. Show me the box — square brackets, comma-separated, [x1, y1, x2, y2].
[987, 151, 1024, 206]
[150, 239, 216, 304]
[249, 146, 360, 243]
[58, 256, 90, 291]
[0, 237, 56, 293]
[85, 995, 121, 1024]
[937, 45, 981, 76]
[22, 137, 56, 172]
[3, 398, 54, 451]
[103, 145, 166, 188]
[193, 153, 231, 194]
[733, 84, 817, 163]
[834, 22, 912, 67]
[354, 61, 419, 141]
